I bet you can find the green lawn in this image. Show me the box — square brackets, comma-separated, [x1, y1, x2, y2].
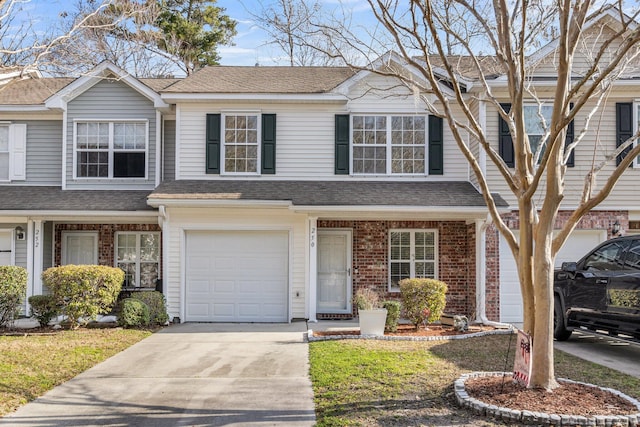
[309, 335, 640, 426]
[0, 328, 151, 416]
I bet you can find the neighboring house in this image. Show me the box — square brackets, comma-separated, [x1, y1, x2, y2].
[1, 11, 638, 324]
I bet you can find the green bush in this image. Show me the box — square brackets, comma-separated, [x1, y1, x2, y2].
[0, 266, 27, 326]
[131, 291, 169, 325]
[42, 265, 124, 328]
[118, 298, 150, 328]
[28, 294, 60, 327]
[399, 278, 448, 330]
[382, 300, 401, 332]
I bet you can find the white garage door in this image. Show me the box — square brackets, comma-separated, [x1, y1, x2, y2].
[185, 230, 289, 322]
[499, 229, 606, 323]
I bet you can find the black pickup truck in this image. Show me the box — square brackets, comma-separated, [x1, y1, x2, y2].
[554, 235, 640, 342]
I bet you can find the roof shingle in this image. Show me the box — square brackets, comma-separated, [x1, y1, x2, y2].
[161, 66, 355, 94]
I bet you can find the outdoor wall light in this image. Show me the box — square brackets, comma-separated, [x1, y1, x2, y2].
[611, 220, 621, 236]
[15, 226, 25, 241]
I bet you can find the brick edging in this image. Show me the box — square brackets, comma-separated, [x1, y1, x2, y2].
[305, 328, 515, 342]
[455, 371, 640, 426]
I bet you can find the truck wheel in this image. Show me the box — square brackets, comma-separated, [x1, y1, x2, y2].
[554, 297, 572, 341]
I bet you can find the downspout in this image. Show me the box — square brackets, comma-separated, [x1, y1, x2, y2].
[476, 215, 513, 329]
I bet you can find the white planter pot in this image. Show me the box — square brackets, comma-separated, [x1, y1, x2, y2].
[358, 309, 388, 336]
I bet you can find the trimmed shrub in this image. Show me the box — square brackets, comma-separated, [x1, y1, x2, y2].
[118, 298, 150, 328]
[131, 291, 169, 325]
[0, 266, 27, 326]
[382, 300, 401, 332]
[29, 294, 60, 327]
[42, 265, 124, 328]
[399, 278, 448, 330]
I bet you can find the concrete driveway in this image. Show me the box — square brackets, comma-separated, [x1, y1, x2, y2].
[0, 322, 315, 427]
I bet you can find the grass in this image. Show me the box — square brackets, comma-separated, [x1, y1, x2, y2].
[0, 328, 151, 416]
[309, 335, 640, 426]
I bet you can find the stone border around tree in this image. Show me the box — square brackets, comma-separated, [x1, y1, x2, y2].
[455, 371, 640, 426]
[305, 327, 514, 342]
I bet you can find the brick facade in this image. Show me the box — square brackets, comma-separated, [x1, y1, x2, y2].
[54, 223, 161, 267]
[317, 220, 477, 319]
[484, 210, 628, 321]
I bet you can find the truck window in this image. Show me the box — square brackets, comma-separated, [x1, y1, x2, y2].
[582, 241, 627, 271]
[624, 239, 640, 271]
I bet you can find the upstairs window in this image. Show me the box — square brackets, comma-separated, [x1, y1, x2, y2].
[523, 105, 553, 163]
[75, 121, 147, 179]
[223, 114, 259, 174]
[352, 115, 426, 175]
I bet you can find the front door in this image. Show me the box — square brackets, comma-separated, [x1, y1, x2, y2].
[61, 232, 98, 265]
[0, 230, 13, 265]
[317, 230, 351, 313]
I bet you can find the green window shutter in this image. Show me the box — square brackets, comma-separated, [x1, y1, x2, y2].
[498, 103, 514, 167]
[428, 115, 443, 175]
[565, 103, 575, 167]
[261, 114, 276, 174]
[335, 114, 350, 175]
[205, 114, 221, 174]
[616, 103, 633, 166]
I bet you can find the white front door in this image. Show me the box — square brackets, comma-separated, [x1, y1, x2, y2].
[61, 232, 98, 265]
[0, 230, 13, 265]
[317, 230, 352, 313]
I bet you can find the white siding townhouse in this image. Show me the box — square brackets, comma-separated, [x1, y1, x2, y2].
[1, 11, 639, 324]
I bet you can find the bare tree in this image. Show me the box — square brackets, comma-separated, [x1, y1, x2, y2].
[312, 1, 640, 390]
[0, 0, 158, 77]
[249, 0, 351, 66]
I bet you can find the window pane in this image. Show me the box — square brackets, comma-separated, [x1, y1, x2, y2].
[583, 241, 627, 271]
[0, 126, 8, 151]
[113, 152, 145, 178]
[0, 153, 8, 180]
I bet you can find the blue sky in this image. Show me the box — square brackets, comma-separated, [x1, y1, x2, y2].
[19, 0, 372, 67]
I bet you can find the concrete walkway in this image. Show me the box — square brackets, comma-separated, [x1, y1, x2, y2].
[0, 322, 315, 427]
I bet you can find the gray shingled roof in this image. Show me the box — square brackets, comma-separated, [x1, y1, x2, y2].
[149, 180, 507, 208]
[161, 66, 355, 94]
[0, 187, 155, 211]
[0, 78, 75, 105]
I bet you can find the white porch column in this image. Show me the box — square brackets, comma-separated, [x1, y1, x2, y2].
[308, 217, 318, 322]
[32, 220, 43, 296]
[25, 220, 34, 314]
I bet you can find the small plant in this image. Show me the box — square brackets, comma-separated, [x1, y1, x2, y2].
[382, 300, 401, 332]
[118, 298, 150, 328]
[354, 286, 381, 311]
[0, 266, 27, 327]
[28, 295, 60, 327]
[399, 278, 448, 330]
[42, 265, 124, 328]
[131, 291, 169, 325]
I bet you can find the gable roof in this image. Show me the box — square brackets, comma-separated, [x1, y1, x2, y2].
[45, 62, 170, 110]
[161, 66, 355, 94]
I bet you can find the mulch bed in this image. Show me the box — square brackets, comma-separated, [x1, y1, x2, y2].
[465, 374, 638, 417]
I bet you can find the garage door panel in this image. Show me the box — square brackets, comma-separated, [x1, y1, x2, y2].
[185, 231, 289, 322]
[499, 229, 605, 323]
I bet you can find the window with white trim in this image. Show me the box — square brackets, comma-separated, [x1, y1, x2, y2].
[223, 114, 259, 174]
[352, 115, 426, 175]
[115, 232, 160, 289]
[523, 104, 553, 163]
[389, 229, 437, 291]
[75, 121, 147, 178]
[0, 126, 8, 181]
